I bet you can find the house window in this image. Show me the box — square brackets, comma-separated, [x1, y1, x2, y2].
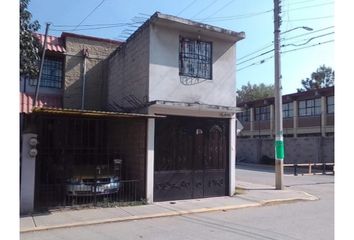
[179, 37, 212, 79]
[237, 109, 250, 123]
[255, 106, 270, 121]
[298, 98, 321, 116]
[283, 103, 293, 118]
[327, 96, 334, 114]
[30, 58, 63, 88]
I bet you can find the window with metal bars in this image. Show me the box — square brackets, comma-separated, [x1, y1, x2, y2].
[29, 58, 63, 88]
[179, 37, 212, 79]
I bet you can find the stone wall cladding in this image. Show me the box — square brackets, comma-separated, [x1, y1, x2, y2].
[236, 136, 334, 164]
[64, 37, 119, 110]
[107, 26, 150, 111]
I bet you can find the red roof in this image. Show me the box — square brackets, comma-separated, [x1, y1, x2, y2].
[34, 33, 66, 53]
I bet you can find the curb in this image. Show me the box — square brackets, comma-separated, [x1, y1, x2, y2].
[20, 193, 318, 234]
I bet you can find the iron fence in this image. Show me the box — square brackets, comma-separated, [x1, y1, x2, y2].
[36, 179, 141, 210]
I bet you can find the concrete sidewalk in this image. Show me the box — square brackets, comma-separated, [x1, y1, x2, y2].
[20, 181, 318, 233]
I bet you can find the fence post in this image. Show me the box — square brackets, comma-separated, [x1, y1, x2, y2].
[294, 164, 297, 176]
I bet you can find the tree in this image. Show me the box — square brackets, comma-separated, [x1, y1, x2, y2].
[20, 0, 41, 78]
[297, 65, 335, 92]
[236, 82, 274, 103]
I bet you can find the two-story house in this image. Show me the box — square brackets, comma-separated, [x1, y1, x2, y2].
[106, 12, 245, 202]
[20, 12, 245, 213]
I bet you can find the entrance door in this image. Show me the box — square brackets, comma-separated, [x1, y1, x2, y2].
[154, 116, 229, 201]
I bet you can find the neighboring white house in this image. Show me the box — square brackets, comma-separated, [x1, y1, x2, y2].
[107, 12, 245, 202]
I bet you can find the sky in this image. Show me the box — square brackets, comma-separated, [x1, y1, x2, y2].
[28, 0, 334, 95]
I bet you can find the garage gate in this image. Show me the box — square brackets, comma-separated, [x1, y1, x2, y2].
[25, 113, 147, 210]
[154, 116, 229, 201]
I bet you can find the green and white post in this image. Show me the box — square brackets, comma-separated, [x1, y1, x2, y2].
[274, 0, 284, 190]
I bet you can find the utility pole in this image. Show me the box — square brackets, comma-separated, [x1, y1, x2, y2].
[33, 22, 50, 108]
[274, 0, 284, 190]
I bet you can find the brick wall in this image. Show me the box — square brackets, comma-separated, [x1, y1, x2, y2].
[64, 36, 119, 110]
[236, 136, 334, 164]
[107, 26, 150, 111]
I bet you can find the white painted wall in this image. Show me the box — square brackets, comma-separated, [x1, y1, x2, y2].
[20, 133, 38, 214]
[149, 23, 237, 107]
[145, 118, 155, 203]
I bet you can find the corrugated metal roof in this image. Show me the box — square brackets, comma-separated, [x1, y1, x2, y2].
[34, 33, 66, 53]
[32, 107, 164, 118]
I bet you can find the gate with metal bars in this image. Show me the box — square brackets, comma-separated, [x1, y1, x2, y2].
[154, 116, 229, 201]
[29, 114, 145, 210]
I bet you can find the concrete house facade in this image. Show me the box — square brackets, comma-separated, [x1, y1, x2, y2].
[20, 12, 245, 213]
[106, 12, 245, 202]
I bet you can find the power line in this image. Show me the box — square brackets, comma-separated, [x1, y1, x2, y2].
[282, 26, 334, 41]
[238, 32, 334, 65]
[190, 0, 220, 19]
[237, 49, 274, 65]
[73, 0, 106, 31]
[283, 15, 334, 22]
[53, 22, 129, 27]
[237, 26, 334, 64]
[237, 56, 274, 72]
[237, 43, 274, 61]
[176, 0, 198, 16]
[282, 32, 334, 47]
[281, 39, 334, 54]
[284, 1, 334, 12]
[51, 24, 135, 32]
[237, 39, 334, 72]
[283, 0, 320, 7]
[195, 9, 273, 22]
[201, 0, 235, 20]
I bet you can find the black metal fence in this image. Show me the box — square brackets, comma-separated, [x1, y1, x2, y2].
[36, 179, 141, 210]
[30, 114, 146, 211]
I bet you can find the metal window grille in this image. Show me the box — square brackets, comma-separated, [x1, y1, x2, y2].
[29, 58, 63, 88]
[298, 98, 321, 116]
[327, 96, 334, 114]
[255, 106, 270, 121]
[179, 37, 212, 79]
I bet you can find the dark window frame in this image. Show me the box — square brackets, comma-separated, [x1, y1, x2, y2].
[282, 102, 293, 118]
[298, 98, 321, 117]
[29, 58, 63, 89]
[179, 37, 213, 80]
[327, 96, 334, 114]
[255, 106, 270, 121]
[237, 109, 250, 123]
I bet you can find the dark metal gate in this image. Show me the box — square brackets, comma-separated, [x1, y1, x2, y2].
[30, 114, 142, 210]
[154, 116, 229, 201]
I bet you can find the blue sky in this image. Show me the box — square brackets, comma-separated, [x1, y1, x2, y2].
[29, 0, 334, 94]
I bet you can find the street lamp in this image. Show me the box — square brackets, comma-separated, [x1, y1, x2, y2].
[281, 26, 313, 35]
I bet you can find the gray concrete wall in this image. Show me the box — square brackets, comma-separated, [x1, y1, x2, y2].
[106, 26, 150, 111]
[149, 23, 236, 107]
[236, 137, 334, 164]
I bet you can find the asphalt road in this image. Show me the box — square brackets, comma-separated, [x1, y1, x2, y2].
[21, 165, 334, 240]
